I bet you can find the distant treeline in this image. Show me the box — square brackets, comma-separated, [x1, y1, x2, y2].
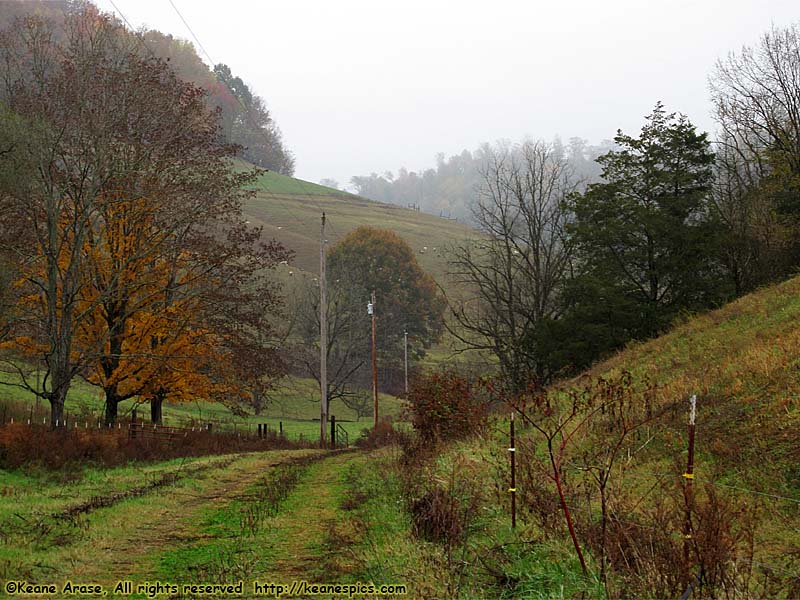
[349, 138, 616, 220]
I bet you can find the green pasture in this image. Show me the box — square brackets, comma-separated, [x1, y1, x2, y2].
[242, 166, 478, 286]
[0, 370, 406, 444]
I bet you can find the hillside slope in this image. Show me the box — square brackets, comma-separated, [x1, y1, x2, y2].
[573, 275, 800, 475]
[538, 275, 800, 594]
[242, 168, 476, 284]
[407, 276, 800, 597]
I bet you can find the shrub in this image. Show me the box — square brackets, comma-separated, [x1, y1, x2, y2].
[355, 419, 409, 449]
[582, 484, 764, 599]
[0, 422, 307, 469]
[411, 486, 465, 543]
[405, 372, 488, 444]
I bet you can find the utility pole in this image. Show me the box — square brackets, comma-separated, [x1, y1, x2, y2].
[369, 291, 378, 426]
[403, 329, 408, 395]
[319, 213, 328, 445]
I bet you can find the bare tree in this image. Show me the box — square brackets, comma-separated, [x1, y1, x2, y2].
[709, 23, 800, 290]
[341, 389, 372, 421]
[0, 11, 137, 425]
[293, 277, 367, 404]
[445, 140, 577, 391]
[710, 135, 791, 294]
[711, 23, 800, 181]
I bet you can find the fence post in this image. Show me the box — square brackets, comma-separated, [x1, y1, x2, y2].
[510, 411, 516, 529]
[206, 423, 212, 433]
[279, 421, 283, 437]
[330, 415, 336, 449]
[683, 394, 697, 583]
[258, 423, 262, 439]
[131, 408, 137, 439]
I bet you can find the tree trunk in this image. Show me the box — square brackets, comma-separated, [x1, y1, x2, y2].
[104, 393, 119, 426]
[150, 394, 163, 424]
[252, 389, 263, 416]
[49, 392, 66, 429]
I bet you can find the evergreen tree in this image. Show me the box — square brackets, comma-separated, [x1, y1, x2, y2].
[562, 103, 718, 364]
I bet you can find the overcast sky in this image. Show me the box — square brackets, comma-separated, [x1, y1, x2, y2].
[94, 0, 798, 188]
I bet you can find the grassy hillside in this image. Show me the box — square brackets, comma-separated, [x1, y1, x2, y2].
[406, 276, 800, 598]
[242, 167, 476, 284]
[0, 166, 464, 446]
[576, 274, 800, 475]
[544, 275, 800, 594]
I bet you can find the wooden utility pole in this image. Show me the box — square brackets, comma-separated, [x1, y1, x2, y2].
[403, 330, 409, 395]
[320, 213, 328, 445]
[370, 290, 378, 426]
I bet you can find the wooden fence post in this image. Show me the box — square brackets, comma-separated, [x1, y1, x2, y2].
[683, 394, 697, 582]
[510, 411, 516, 529]
[331, 415, 336, 449]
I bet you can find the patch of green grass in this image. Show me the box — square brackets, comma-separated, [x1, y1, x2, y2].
[154, 452, 354, 587]
[247, 167, 358, 198]
[0, 450, 316, 586]
[341, 452, 419, 578]
[0, 454, 220, 524]
[494, 540, 605, 600]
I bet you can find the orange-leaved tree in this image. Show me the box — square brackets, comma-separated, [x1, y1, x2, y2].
[0, 7, 289, 426]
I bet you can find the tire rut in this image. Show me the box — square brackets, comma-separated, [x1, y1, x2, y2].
[57, 455, 239, 520]
[72, 450, 326, 582]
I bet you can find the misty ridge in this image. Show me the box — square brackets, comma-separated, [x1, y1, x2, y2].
[347, 137, 618, 222]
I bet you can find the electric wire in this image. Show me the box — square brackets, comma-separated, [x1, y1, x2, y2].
[164, 0, 333, 248]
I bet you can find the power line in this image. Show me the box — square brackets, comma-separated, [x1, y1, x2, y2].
[163, 0, 331, 246]
[107, 1, 312, 235]
[120, 0, 418, 255]
[108, 0, 138, 32]
[165, 0, 359, 246]
[165, 0, 213, 63]
[113, 1, 466, 253]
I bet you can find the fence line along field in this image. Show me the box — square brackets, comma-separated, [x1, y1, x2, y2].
[0, 373, 406, 444]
